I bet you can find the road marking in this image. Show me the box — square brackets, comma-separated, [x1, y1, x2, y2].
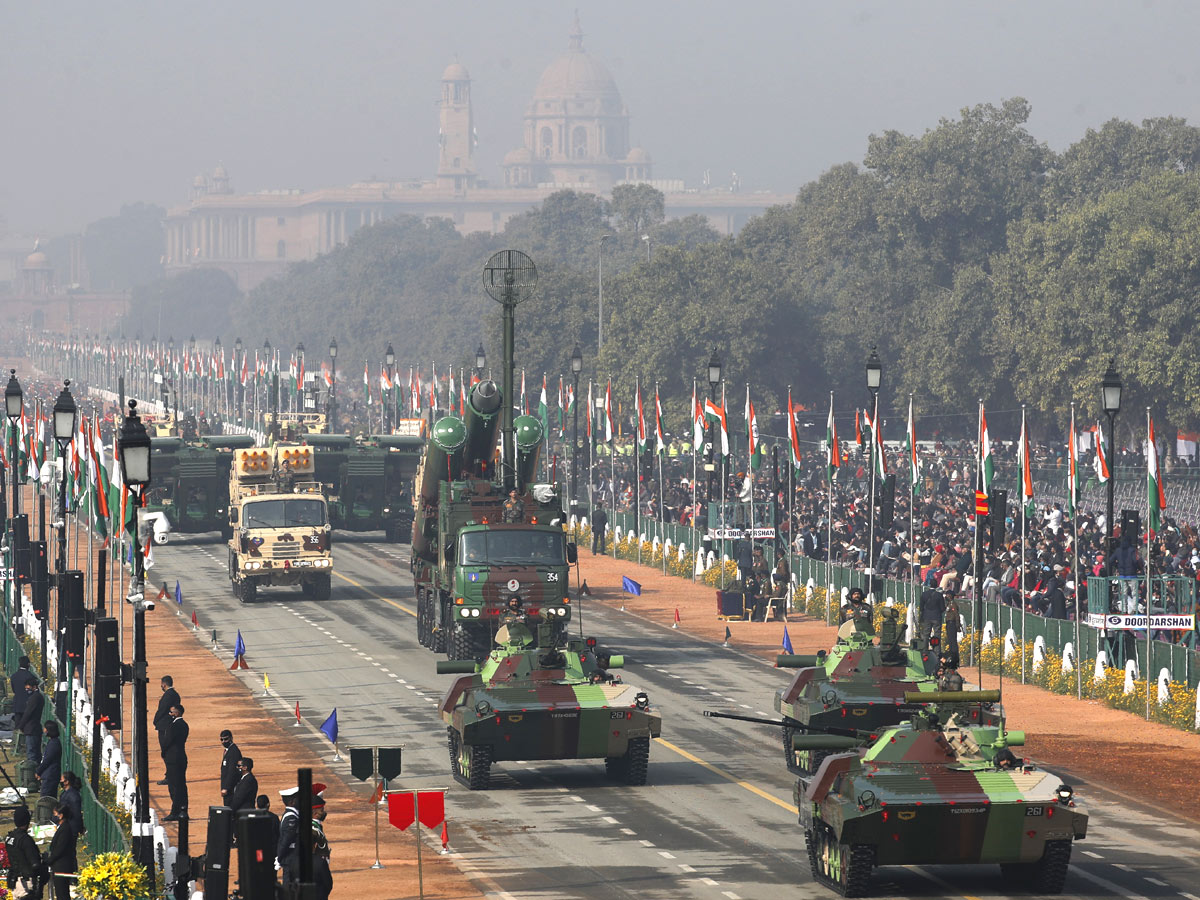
[1083, 850, 1103, 858]
[640, 839, 655, 847]
[1114, 863, 1132, 871]
[721, 892, 740, 900]
[654, 737, 795, 814]
[569, 796, 584, 802]
[619, 828, 635, 835]
[1180, 893, 1200, 900]
[1146, 878, 1168, 887]
[602, 816, 618, 824]
[586, 805, 602, 812]
[678, 864, 695, 873]
[333, 570, 417, 617]
[739, 704, 751, 709]
[1070, 866, 1151, 900]
[701, 878, 718, 886]
[658, 851, 675, 859]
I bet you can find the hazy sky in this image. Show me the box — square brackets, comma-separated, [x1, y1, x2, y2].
[5, 0, 1200, 235]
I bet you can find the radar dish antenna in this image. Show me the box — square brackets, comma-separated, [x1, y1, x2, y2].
[483, 250, 537, 304]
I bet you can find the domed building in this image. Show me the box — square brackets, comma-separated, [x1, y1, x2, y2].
[502, 15, 650, 190]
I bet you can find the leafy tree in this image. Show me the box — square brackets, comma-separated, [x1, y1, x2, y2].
[125, 267, 239, 341]
[82, 203, 166, 290]
[610, 184, 666, 234]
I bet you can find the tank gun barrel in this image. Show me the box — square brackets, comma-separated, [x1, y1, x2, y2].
[776, 653, 826, 668]
[703, 710, 786, 727]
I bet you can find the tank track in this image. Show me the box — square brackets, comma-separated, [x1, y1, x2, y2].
[805, 824, 874, 897]
[605, 736, 650, 785]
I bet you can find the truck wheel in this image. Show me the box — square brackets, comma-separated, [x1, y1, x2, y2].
[416, 590, 430, 647]
[450, 626, 473, 661]
[221, 524, 233, 541]
[431, 596, 449, 654]
[308, 573, 331, 602]
[239, 578, 257, 604]
[1028, 840, 1072, 894]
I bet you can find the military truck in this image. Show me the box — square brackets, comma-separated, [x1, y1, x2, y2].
[226, 444, 334, 602]
[147, 435, 254, 538]
[412, 379, 576, 660]
[304, 433, 421, 540]
[436, 614, 661, 789]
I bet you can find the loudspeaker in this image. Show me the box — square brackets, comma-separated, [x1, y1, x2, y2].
[95, 617, 119, 677]
[1120, 509, 1140, 543]
[29, 541, 48, 619]
[203, 806, 233, 900]
[59, 570, 85, 661]
[11, 515, 30, 584]
[94, 674, 122, 730]
[989, 489, 1008, 552]
[235, 811, 278, 900]
[879, 474, 896, 527]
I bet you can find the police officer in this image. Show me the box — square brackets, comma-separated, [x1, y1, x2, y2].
[591, 506, 609, 554]
[502, 489, 524, 523]
[276, 787, 301, 885]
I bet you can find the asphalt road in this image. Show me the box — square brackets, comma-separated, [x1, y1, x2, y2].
[151, 534, 1200, 900]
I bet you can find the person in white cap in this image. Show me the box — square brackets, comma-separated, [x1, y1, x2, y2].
[276, 782, 326, 887]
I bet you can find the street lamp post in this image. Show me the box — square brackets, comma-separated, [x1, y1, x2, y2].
[328, 339, 338, 432]
[705, 349, 722, 532]
[5, 371, 22, 519]
[570, 343, 583, 510]
[235, 337, 244, 424]
[117, 400, 155, 890]
[51, 381, 76, 730]
[214, 336, 223, 418]
[187, 335, 196, 413]
[385, 343, 396, 432]
[263, 340, 272, 430]
[1101, 361, 1123, 604]
[475, 344, 486, 379]
[864, 348, 882, 603]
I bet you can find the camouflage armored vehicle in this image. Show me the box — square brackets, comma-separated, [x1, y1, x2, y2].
[436, 615, 661, 789]
[227, 444, 333, 602]
[302, 432, 421, 540]
[774, 608, 998, 775]
[148, 435, 253, 538]
[797, 692, 1087, 896]
[413, 380, 575, 660]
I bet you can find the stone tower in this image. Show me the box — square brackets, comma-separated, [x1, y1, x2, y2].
[437, 60, 477, 192]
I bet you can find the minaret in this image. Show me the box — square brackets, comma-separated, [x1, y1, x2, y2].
[436, 59, 476, 191]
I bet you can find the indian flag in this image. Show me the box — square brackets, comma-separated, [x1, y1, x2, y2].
[1147, 413, 1166, 532]
[364, 362, 372, 406]
[654, 386, 666, 455]
[1067, 407, 1079, 517]
[979, 402, 994, 493]
[788, 389, 802, 471]
[537, 375, 549, 435]
[1018, 408, 1035, 518]
[1093, 421, 1110, 483]
[745, 386, 761, 471]
[635, 380, 647, 452]
[692, 384, 705, 452]
[906, 396, 920, 496]
[871, 408, 887, 478]
[603, 380, 614, 443]
[704, 396, 729, 457]
[826, 394, 839, 481]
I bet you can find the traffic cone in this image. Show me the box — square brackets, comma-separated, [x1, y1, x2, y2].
[672, 608, 680, 629]
[440, 821, 450, 854]
[723, 626, 731, 648]
[191, 610, 198, 632]
[293, 701, 302, 727]
[156, 582, 168, 600]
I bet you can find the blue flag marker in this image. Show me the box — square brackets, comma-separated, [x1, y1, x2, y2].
[320, 708, 339, 744]
[175, 580, 182, 605]
[782, 626, 794, 655]
[622, 576, 642, 596]
[234, 629, 246, 658]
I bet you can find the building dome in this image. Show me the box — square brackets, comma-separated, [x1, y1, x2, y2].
[533, 18, 621, 108]
[213, 163, 228, 179]
[24, 251, 50, 268]
[625, 147, 651, 164]
[442, 60, 470, 81]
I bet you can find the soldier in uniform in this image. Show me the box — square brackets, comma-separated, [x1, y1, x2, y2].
[502, 489, 524, 523]
[311, 791, 333, 900]
[277, 459, 295, 493]
[840, 587, 873, 632]
[936, 652, 964, 692]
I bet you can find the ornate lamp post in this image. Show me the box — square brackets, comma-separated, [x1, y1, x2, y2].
[474, 343, 486, 378]
[117, 400, 155, 890]
[328, 338, 338, 431]
[385, 343, 396, 431]
[235, 337, 244, 423]
[5, 371, 23, 518]
[1101, 361, 1123, 601]
[570, 343, 583, 509]
[864, 348, 882, 602]
[705, 349, 722, 543]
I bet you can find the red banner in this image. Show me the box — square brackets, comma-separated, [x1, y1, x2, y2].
[387, 790, 446, 831]
[974, 490, 989, 516]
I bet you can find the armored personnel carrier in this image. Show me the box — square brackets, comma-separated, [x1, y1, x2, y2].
[435, 616, 661, 789]
[797, 691, 1088, 896]
[774, 608, 997, 775]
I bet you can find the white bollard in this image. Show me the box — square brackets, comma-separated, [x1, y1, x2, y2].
[1157, 668, 1172, 706]
[885, 596, 895, 608]
[982, 621, 995, 646]
[1032, 635, 1047, 672]
[1003, 628, 1017, 660]
[1061, 641, 1074, 672]
[1123, 658, 1139, 695]
[1093, 649, 1109, 683]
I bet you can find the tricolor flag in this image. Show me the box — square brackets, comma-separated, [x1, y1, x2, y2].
[703, 396, 729, 457]
[1147, 413, 1167, 533]
[692, 384, 705, 452]
[321, 365, 332, 389]
[1018, 408, 1035, 518]
[520, 371, 527, 415]
[826, 395, 839, 481]
[603, 380, 614, 443]
[1067, 407, 1079, 517]
[654, 385, 665, 455]
[855, 409, 863, 449]
[586, 382, 594, 442]
[635, 379, 647, 452]
[871, 407, 887, 478]
[979, 402, 994, 493]
[363, 362, 372, 406]
[787, 389, 802, 472]
[537, 375, 549, 435]
[745, 386, 761, 471]
[1093, 421, 1110, 484]
[905, 396, 919, 496]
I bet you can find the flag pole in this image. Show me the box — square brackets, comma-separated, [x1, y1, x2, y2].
[635, 377, 641, 566]
[1145, 406, 1153, 721]
[1073, 481, 1081, 700]
[788, 386, 795, 616]
[746, 382, 753, 565]
[827, 391, 835, 626]
[657, 383, 666, 575]
[720, 382, 727, 591]
[691, 378, 699, 582]
[609, 378, 615, 559]
[909, 393, 916, 630]
[1020, 404, 1027, 685]
[971, 400, 982, 669]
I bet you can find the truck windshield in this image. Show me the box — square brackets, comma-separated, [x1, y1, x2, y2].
[459, 530, 566, 566]
[243, 498, 326, 528]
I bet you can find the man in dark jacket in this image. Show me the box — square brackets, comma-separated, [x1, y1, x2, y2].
[36, 721, 61, 797]
[5, 806, 43, 900]
[591, 507, 608, 555]
[227, 757, 258, 815]
[44, 803, 77, 900]
[255, 795, 280, 859]
[58, 773, 84, 836]
[10, 657, 34, 720]
[153, 676, 180, 784]
[162, 704, 189, 821]
[918, 586, 946, 645]
[16, 680, 44, 763]
[218, 730, 242, 803]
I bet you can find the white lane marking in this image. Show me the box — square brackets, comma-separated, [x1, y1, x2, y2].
[1181, 893, 1200, 900]
[756, 711, 771, 717]
[639, 840, 655, 847]
[602, 816, 618, 824]
[682, 681, 697, 686]
[362, 655, 373, 660]
[1146, 878, 1169, 887]
[701, 878, 718, 886]
[1071, 866, 1151, 900]
[658, 851, 675, 859]
[667, 674, 682, 679]
[723, 696, 737, 702]
[372, 662, 382, 667]
[678, 864, 696, 873]
[1114, 864, 1132, 871]
[569, 796, 584, 803]
[380, 669, 391, 675]
[739, 704, 751, 709]
[586, 805, 602, 812]
[389, 675, 401, 680]
[721, 893, 741, 900]
[405, 685, 416, 690]
[619, 828, 635, 835]
[398, 679, 408, 684]
[1083, 850, 1103, 859]
[553, 787, 568, 793]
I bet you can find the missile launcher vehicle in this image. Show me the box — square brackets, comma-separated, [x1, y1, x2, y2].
[436, 616, 661, 790]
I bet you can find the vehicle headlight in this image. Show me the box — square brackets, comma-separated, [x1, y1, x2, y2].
[470, 608, 480, 617]
[460, 608, 471, 618]
[558, 607, 567, 616]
